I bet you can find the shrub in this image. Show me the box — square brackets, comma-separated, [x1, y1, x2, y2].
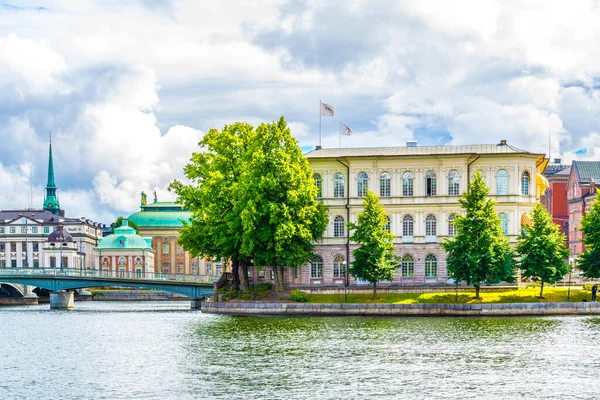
[289, 290, 308, 303]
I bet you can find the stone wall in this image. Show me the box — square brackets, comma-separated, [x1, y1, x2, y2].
[201, 301, 600, 317]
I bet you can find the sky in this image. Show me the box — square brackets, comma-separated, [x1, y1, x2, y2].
[1, 0, 600, 224]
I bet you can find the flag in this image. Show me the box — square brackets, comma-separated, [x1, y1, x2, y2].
[341, 122, 352, 136]
[321, 102, 335, 117]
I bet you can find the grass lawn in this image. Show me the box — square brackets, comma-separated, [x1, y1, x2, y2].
[305, 288, 592, 304]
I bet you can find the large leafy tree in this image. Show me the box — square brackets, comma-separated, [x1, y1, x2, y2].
[236, 117, 328, 291]
[579, 190, 600, 278]
[517, 203, 569, 298]
[347, 190, 399, 299]
[169, 122, 256, 290]
[111, 217, 139, 234]
[442, 171, 515, 299]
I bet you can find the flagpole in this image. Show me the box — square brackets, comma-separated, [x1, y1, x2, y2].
[319, 100, 322, 148]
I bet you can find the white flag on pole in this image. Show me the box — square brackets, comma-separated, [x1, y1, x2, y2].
[341, 122, 352, 136]
[321, 102, 335, 117]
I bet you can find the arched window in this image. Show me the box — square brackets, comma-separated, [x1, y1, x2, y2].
[334, 216, 345, 238]
[425, 171, 437, 196]
[313, 173, 322, 199]
[334, 173, 345, 198]
[384, 216, 391, 232]
[521, 171, 530, 195]
[402, 215, 414, 237]
[425, 255, 437, 277]
[380, 172, 391, 197]
[310, 256, 323, 278]
[448, 213, 457, 236]
[499, 213, 508, 235]
[357, 172, 368, 197]
[426, 214, 437, 236]
[401, 255, 414, 277]
[403, 172, 414, 197]
[333, 255, 345, 278]
[448, 170, 460, 196]
[496, 169, 508, 195]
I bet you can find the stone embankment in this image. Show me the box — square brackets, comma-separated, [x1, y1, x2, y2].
[92, 290, 188, 301]
[201, 301, 600, 317]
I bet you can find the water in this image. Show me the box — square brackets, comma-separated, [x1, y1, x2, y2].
[1, 301, 600, 399]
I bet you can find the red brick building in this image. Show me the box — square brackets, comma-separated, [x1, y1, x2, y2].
[567, 161, 600, 258]
[541, 159, 570, 246]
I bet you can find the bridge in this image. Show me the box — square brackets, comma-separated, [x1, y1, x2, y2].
[0, 268, 216, 309]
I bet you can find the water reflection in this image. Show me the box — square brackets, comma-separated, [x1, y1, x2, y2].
[1, 303, 600, 399]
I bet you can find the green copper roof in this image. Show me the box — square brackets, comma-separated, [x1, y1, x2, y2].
[127, 210, 191, 228]
[95, 220, 153, 250]
[43, 136, 60, 215]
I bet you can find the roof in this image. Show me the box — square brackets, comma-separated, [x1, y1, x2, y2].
[95, 220, 153, 250]
[304, 143, 538, 159]
[127, 210, 191, 229]
[0, 210, 85, 224]
[543, 165, 571, 177]
[574, 161, 600, 183]
[141, 201, 186, 211]
[47, 227, 74, 243]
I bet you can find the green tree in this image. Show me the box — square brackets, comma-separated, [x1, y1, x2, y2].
[442, 171, 515, 299]
[111, 217, 139, 234]
[236, 117, 328, 291]
[517, 203, 569, 298]
[169, 122, 256, 290]
[579, 190, 600, 278]
[347, 190, 399, 299]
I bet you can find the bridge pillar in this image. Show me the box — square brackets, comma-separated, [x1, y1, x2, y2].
[190, 298, 205, 309]
[22, 285, 39, 299]
[50, 291, 75, 310]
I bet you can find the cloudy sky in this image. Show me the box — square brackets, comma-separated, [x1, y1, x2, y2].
[1, 0, 599, 223]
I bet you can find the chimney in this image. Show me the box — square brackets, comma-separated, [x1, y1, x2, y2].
[499, 140, 507, 145]
[406, 140, 418, 147]
[315, 145, 322, 150]
[554, 158, 562, 164]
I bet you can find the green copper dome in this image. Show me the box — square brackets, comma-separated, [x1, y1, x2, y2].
[95, 220, 153, 250]
[127, 202, 191, 228]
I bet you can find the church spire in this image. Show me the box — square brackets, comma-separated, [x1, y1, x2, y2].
[43, 131, 61, 215]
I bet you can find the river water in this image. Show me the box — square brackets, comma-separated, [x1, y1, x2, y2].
[1, 301, 600, 399]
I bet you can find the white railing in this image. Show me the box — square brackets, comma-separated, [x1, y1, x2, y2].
[0, 268, 219, 284]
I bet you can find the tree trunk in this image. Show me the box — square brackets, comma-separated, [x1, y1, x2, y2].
[231, 258, 240, 290]
[272, 265, 285, 292]
[475, 286, 480, 300]
[279, 265, 286, 291]
[373, 281, 377, 299]
[539, 280, 544, 299]
[240, 261, 250, 291]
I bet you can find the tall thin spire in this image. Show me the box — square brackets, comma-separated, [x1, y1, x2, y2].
[43, 131, 60, 215]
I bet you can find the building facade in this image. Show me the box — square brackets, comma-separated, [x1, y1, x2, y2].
[566, 161, 600, 258]
[247, 141, 546, 287]
[127, 193, 223, 279]
[541, 159, 570, 246]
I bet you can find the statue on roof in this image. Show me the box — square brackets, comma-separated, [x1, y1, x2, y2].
[153, 190, 158, 203]
[141, 191, 147, 206]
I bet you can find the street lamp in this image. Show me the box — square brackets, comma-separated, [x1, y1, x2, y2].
[568, 257, 574, 301]
[342, 260, 347, 302]
[20, 214, 29, 268]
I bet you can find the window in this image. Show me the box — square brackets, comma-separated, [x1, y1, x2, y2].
[334, 173, 345, 198]
[357, 172, 368, 197]
[380, 172, 391, 197]
[384, 216, 391, 232]
[32, 227, 38, 233]
[10, 242, 16, 252]
[0, 243, 4, 252]
[21, 227, 27, 233]
[177, 245, 183, 254]
[448, 214, 457, 236]
[402, 172, 414, 197]
[425, 171, 437, 196]
[177, 263, 183, 274]
[448, 170, 460, 196]
[206, 262, 213, 275]
[162, 263, 170, 273]
[333, 255, 345, 278]
[11, 260, 16, 268]
[401, 255, 414, 277]
[521, 171, 530, 195]
[270, 270, 275, 280]
[10, 227, 15, 233]
[192, 262, 198, 272]
[162, 243, 170, 254]
[402, 215, 414, 237]
[425, 255, 437, 277]
[314, 173, 322, 199]
[496, 170, 508, 195]
[425, 215, 437, 236]
[50, 257, 56, 269]
[44, 227, 50, 233]
[0, 260, 4, 268]
[499, 213, 508, 235]
[310, 256, 323, 278]
[293, 267, 298, 279]
[0, 227, 3, 233]
[334, 216, 345, 238]
[32, 242, 39, 252]
[33, 259, 39, 268]
[258, 269, 265, 281]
